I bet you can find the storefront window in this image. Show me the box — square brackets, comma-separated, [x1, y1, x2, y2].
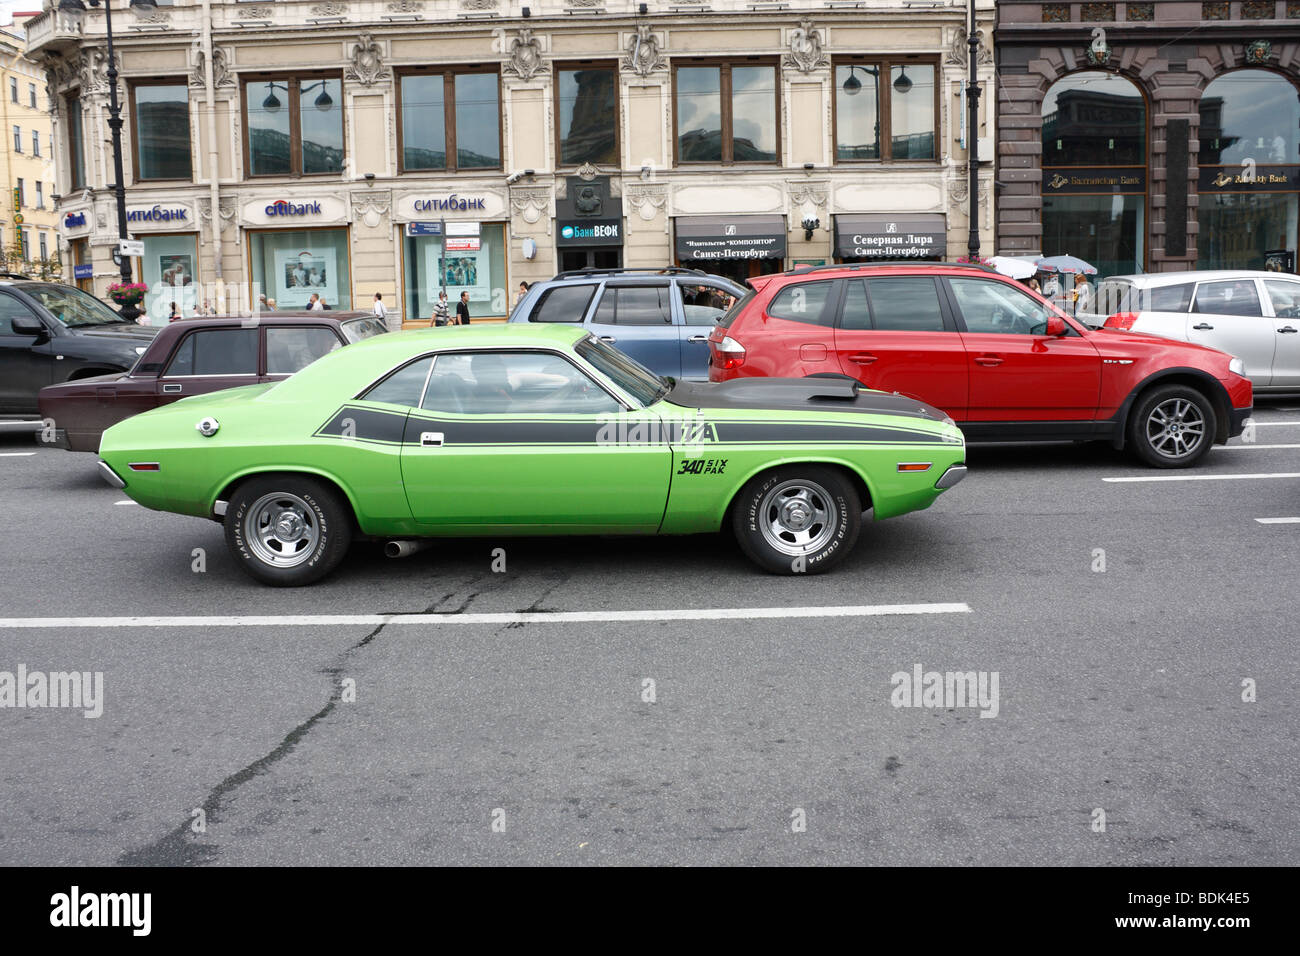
[402, 223, 508, 323]
[675, 62, 778, 164]
[139, 234, 199, 325]
[132, 83, 191, 181]
[244, 76, 343, 177]
[1199, 70, 1300, 166]
[398, 71, 500, 172]
[249, 228, 351, 310]
[1043, 72, 1145, 166]
[1041, 194, 1145, 282]
[1199, 192, 1299, 271]
[1041, 72, 1147, 276]
[556, 65, 618, 166]
[835, 60, 936, 162]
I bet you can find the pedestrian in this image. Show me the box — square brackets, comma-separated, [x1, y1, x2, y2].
[266, 298, 277, 311]
[168, 301, 182, 323]
[257, 293, 268, 312]
[1072, 273, 1093, 315]
[372, 292, 388, 323]
[456, 291, 471, 325]
[431, 290, 450, 327]
[202, 298, 217, 315]
[515, 281, 529, 308]
[1041, 273, 1062, 305]
[308, 293, 325, 312]
[1027, 277, 1041, 294]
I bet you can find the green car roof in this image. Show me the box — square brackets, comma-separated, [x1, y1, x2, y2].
[271, 323, 591, 401]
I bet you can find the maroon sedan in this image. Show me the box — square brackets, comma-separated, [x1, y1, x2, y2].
[38, 311, 387, 452]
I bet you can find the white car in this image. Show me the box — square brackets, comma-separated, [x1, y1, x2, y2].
[1088, 270, 1300, 392]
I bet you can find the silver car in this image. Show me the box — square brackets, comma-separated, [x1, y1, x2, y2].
[1083, 270, 1300, 392]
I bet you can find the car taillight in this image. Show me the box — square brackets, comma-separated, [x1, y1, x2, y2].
[710, 335, 746, 370]
[1105, 312, 1140, 330]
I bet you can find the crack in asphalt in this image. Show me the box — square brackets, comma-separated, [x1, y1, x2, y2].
[115, 569, 526, 865]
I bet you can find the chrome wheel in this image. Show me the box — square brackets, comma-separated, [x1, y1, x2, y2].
[1145, 397, 1206, 459]
[757, 479, 838, 557]
[244, 492, 320, 568]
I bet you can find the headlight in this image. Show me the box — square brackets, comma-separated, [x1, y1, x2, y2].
[134, 346, 147, 356]
[1228, 357, 1244, 376]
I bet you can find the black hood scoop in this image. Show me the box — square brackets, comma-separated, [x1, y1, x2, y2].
[667, 378, 947, 421]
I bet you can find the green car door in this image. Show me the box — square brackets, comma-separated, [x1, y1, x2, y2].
[397, 348, 673, 532]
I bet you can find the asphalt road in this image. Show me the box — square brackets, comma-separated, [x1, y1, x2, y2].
[2, 405, 1299, 866]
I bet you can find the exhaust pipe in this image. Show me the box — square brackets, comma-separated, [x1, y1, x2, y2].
[385, 539, 434, 559]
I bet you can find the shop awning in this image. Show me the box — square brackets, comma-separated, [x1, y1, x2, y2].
[674, 215, 786, 261]
[833, 214, 946, 259]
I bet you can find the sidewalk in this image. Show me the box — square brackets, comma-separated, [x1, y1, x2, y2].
[398, 318, 507, 330]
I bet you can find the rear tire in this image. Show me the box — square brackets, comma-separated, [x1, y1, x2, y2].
[731, 465, 860, 574]
[224, 475, 352, 586]
[1127, 385, 1216, 468]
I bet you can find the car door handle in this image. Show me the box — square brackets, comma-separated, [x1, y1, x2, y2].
[598, 335, 617, 344]
[1278, 326, 1299, 334]
[847, 352, 877, 365]
[162, 383, 183, 393]
[1192, 322, 1214, 330]
[974, 355, 1003, 367]
[420, 432, 444, 447]
[687, 334, 708, 343]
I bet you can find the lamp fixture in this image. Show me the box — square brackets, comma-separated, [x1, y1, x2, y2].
[842, 66, 861, 96]
[894, 66, 913, 94]
[315, 88, 333, 111]
[262, 90, 281, 112]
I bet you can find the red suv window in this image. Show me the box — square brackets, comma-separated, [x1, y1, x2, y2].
[765, 280, 836, 326]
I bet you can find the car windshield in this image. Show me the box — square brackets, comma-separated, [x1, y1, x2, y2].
[340, 316, 388, 343]
[575, 335, 669, 407]
[21, 283, 128, 327]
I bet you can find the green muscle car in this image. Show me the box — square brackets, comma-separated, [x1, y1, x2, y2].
[97, 324, 967, 586]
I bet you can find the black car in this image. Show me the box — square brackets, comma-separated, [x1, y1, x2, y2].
[0, 278, 159, 429]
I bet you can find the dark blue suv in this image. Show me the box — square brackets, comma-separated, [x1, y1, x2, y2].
[508, 268, 746, 381]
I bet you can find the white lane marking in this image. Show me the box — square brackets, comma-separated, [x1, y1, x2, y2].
[1252, 421, 1300, 426]
[0, 452, 36, 457]
[113, 500, 138, 506]
[1255, 517, 1300, 524]
[1222, 444, 1300, 450]
[1104, 472, 1300, 483]
[0, 603, 972, 629]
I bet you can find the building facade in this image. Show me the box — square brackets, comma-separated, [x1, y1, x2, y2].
[26, 0, 994, 325]
[996, 0, 1300, 277]
[2, 17, 60, 277]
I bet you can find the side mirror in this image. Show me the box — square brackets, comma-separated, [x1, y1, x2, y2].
[1045, 316, 1067, 337]
[11, 315, 47, 337]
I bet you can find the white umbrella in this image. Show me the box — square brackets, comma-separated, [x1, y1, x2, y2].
[988, 256, 1037, 280]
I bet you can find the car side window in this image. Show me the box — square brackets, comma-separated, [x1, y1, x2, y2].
[1263, 280, 1300, 319]
[266, 327, 341, 375]
[0, 293, 39, 335]
[840, 280, 872, 330]
[423, 351, 620, 415]
[949, 277, 1056, 335]
[361, 356, 434, 407]
[164, 328, 258, 376]
[766, 281, 836, 326]
[1146, 283, 1194, 313]
[863, 277, 947, 332]
[1194, 280, 1262, 317]
[678, 282, 738, 326]
[529, 285, 597, 323]
[591, 285, 673, 326]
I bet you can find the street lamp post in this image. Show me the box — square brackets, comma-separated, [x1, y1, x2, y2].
[966, 0, 982, 258]
[59, 0, 156, 319]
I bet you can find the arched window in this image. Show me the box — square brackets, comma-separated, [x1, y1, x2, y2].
[1198, 70, 1300, 271]
[1041, 71, 1147, 279]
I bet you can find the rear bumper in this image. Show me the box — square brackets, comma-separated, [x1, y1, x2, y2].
[35, 426, 71, 450]
[97, 460, 126, 490]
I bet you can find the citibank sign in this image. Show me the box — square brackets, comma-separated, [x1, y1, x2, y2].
[265, 199, 323, 217]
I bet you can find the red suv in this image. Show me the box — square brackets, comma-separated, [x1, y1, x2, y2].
[708, 263, 1252, 467]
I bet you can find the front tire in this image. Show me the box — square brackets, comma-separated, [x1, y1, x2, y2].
[224, 475, 352, 586]
[1127, 385, 1216, 468]
[731, 466, 860, 574]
